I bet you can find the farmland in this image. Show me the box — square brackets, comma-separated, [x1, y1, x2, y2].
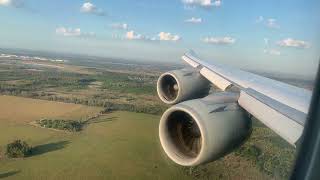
[0, 96, 271, 180]
[0, 52, 304, 179]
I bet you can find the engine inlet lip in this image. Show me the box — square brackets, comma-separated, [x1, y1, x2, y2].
[159, 105, 206, 166]
[157, 72, 181, 104]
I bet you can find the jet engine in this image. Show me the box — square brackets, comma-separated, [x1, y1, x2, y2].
[159, 92, 251, 166]
[157, 69, 210, 104]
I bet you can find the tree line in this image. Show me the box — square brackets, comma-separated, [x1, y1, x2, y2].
[0, 88, 168, 115]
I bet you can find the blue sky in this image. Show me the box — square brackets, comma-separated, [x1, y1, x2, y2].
[0, 0, 319, 78]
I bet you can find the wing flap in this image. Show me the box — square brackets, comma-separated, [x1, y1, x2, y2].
[239, 90, 303, 146]
[182, 55, 200, 68]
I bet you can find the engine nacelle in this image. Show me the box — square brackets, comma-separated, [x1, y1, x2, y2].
[159, 92, 251, 166]
[157, 69, 210, 105]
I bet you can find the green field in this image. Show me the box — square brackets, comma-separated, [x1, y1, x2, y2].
[0, 111, 188, 180]
[0, 96, 275, 180]
[0, 55, 295, 179]
[0, 58, 296, 179]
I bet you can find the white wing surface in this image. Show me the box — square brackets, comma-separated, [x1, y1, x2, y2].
[182, 51, 312, 146]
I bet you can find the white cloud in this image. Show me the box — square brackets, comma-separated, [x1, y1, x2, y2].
[111, 23, 128, 30]
[81, 2, 105, 16]
[277, 38, 310, 49]
[266, 18, 280, 29]
[212, 0, 221, 7]
[56, 27, 81, 37]
[182, 0, 221, 8]
[264, 49, 281, 56]
[185, 17, 202, 24]
[158, 32, 181, 41]
[256, 16, 280, 29]
[56, 27, 95, 37]
[126, 31, 145, 40]
[125, 31, 180, 42]
[0, 0, 11, 6]
[0, 0, 24, 8]
[202, 36, 236, 45]
[81, 2, 96, 12]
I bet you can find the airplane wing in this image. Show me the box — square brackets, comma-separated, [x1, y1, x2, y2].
[182, 51, 312, 147]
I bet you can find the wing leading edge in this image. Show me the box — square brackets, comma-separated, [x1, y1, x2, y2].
[182, 51, 312, 146]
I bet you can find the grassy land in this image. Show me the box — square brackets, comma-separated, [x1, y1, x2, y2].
[0, 61, 167, 115]
[0, 59, 297, 179]
[0, 95, 102, 123]
[0, 96, 274, 180]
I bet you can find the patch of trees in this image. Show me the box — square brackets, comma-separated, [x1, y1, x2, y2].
[5, 140, 32, 158]
[181, 166, 212, 179]
[0, 88, 167, 115]
[1, 90, 168, 115]
[102, 102, 168, 115]
[37, 119, 84, 132]
[235, 143, 294, 178]
[0, 68, 167, 115]
[0, 71, 93, 95]
[77, 78, 96, 85]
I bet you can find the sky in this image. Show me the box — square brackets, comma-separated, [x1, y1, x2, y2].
[0, 0, 319, 78]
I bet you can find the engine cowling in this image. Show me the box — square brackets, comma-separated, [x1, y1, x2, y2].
[159, 92, 251, 166]
[157, 69, 210, 105]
